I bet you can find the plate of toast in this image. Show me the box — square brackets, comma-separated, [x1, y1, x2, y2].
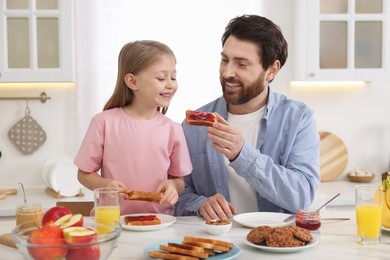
[121, 213, 176, 231]
[145, 236, 240, 259]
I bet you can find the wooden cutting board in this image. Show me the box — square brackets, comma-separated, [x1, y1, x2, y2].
[319, 131, 348, 182]
[0, 233, 16, 248]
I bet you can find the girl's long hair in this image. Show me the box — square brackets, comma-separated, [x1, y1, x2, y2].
[103, 40, 176, 114]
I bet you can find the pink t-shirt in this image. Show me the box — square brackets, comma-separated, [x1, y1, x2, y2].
[74, 108, 192, 215]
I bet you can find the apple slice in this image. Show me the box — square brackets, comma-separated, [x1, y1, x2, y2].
[54, 214, 83, 229]
[63, 226, 97, 244]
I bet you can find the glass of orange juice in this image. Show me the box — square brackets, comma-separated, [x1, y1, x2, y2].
[355, 184, 382, 245]
[93, 187, 120, 234]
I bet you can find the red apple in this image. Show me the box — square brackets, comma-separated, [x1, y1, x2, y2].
[55, 214, 84, 229]
[63, 226, 97, 244]
[66, 245, 100, 260]
[28, 224, 67, 260]
[42, 206, 72, 225]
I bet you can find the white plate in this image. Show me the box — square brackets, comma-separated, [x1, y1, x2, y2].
[121, 213, 176, 231]
[244, 236, 319, 253]
[382, 226, 390, 232]
[233, 212, 295, 228]
[42, 157, 81, 197]
[144, 239, 240, 259]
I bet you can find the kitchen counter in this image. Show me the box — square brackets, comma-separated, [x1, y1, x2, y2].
[0, 187, 93, 217]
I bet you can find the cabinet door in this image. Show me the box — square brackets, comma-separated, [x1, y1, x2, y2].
[295, 0, 390, 81]
[0, 0, 74, 82]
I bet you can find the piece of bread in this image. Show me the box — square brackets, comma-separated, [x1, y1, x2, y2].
[159, 244, 209, 258]
[125, 214, 161, 226]
[167, 242, 206, 253]
[183, 236, 233, 250]
[125, 190, 163, 202]
[185, 110, 217, 127]
[148, 251, 199, 260]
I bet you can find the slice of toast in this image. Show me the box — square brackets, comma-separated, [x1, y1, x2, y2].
[160, 244, 209, 258]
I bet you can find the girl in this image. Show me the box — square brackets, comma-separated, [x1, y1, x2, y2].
[74, 40, 192, 215]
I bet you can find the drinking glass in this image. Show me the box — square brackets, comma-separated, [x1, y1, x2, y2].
[93, 187, 120, 234]
[355, 185, 382, 245]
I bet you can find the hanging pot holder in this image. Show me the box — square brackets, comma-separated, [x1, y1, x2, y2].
[8, 102, 47, 155]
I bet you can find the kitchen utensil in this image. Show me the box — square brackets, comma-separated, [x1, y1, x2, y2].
[321, 218, 350, 221]
[8, 100, 46, 155]
[0, 233, 16, 248]
[19, 183, 27, 206]
[319, 131, 348, 182]
[284, 193, 341, 222]
[0, 188, 17, 200]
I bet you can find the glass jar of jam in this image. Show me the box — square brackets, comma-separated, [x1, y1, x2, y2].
[295, 209, 321, 230]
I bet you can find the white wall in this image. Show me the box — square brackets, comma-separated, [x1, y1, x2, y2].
[0, 0, 389, 190]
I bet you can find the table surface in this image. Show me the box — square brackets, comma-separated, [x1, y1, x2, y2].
[1, 210, 389, 260]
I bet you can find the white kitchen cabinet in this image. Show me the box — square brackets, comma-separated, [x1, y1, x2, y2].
[0, 0, 74, 82]
[294, 0, 390, 81]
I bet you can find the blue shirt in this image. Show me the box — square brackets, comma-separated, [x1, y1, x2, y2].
[174, 88, 320, 216]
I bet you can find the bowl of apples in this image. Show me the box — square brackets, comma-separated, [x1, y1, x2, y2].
[12, 206, 121, 260]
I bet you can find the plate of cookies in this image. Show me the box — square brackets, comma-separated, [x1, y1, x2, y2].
[233, 212, 295, 228]
[121, 213, 176, 231]
[244, 226, 318, 253]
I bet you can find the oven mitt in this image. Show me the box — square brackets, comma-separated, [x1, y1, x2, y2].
[8, 114, 47, 155]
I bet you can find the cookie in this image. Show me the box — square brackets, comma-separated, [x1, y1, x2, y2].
[247, 226, 273, 245]
[289, 226, 313, 243]
[265, 227, 305, 247]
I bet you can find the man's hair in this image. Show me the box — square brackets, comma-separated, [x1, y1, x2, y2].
[222, 15, 288, 70]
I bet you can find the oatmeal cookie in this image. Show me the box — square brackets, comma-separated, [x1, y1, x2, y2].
[289, 226, 313, 243]
[265, 227, 305, 247]
[247, 226, 273, 245]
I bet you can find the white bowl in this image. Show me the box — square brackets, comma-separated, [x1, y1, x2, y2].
[204, 220, 232, 235]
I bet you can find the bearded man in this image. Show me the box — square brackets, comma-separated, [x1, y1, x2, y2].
[175, 15, 320, 221]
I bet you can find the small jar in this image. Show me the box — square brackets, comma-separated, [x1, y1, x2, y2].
[15, 203, 44, 229]
[295, 209, 321, 230]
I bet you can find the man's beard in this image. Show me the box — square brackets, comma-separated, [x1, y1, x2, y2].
[221, 75, 265, 105]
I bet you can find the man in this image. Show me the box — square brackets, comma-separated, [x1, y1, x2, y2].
[175, 15, 320, 221]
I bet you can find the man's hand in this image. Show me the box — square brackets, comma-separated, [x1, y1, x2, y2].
[198, 193, 237, 222]
[207, 114, 244, 161]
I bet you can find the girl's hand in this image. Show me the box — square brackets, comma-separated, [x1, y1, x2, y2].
[106, 180, 130, 199]
[155, 180, 179, 205]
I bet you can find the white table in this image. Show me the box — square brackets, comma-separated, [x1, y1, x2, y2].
[1, 211, 389, 259]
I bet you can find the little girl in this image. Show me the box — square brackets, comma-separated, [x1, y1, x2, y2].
[74, 40, 192, 215]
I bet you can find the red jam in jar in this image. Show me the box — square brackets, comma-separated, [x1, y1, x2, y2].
[295, 209, 321, 230]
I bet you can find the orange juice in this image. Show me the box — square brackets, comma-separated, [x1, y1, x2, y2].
[356, 204, 381, 238]
[95, 206, 120, 234]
